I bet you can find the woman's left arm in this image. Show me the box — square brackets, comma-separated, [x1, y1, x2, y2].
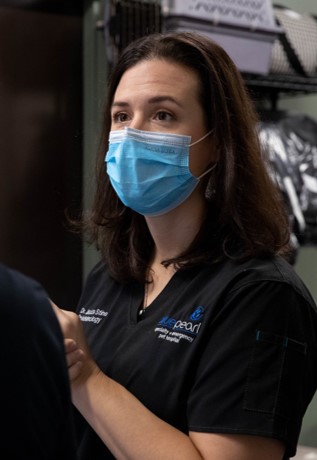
[51, 302, 285, 460]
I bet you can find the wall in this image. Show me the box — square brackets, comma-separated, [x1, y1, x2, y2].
[0, 5, 83, 309]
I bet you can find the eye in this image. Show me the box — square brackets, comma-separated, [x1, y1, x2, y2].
[154, 111, 173, 121]
[112, 112, 130, 123]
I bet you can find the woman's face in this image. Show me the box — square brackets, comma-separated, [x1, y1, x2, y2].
[110, 58, 216, 178]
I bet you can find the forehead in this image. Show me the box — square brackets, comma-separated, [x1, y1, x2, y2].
[114, 59, 201, 103]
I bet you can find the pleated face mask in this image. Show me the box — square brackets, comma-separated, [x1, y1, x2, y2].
[105, 127, 213, 216]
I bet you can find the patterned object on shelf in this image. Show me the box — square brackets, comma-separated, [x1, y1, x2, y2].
[258, 111, 317, 250]
[270, 5, 317, 77]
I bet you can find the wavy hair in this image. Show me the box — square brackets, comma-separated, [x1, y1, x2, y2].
[81, 32, 292, 282]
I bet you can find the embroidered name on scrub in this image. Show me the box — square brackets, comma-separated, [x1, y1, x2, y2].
[79, 307, 109, 324]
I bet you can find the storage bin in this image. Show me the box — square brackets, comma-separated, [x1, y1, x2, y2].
[161, 0, 281, 75]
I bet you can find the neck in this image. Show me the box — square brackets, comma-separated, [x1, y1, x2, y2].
[145, 188, 207, 260]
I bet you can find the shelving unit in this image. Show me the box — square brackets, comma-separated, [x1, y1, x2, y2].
[244, 73, 317, 109]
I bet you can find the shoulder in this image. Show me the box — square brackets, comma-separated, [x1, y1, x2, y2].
[78, 259, 122, 309]
[85, 259, 109, 281]
[0, 263, 59, 334]
[211, 257, 317, 351]
[0, 262, 40, 293]
[81, 259, 120, 293]
[196, 256, 317, 338]
[0, 263, 50, 311]
[219, 256, 316, 307]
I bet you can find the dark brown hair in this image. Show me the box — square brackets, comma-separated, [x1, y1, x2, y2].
[82, 31, 292, 282]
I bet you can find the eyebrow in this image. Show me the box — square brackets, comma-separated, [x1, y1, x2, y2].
[111, 95, 183, 109]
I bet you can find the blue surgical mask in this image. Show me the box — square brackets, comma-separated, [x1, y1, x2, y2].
[105, 127, 214, 216]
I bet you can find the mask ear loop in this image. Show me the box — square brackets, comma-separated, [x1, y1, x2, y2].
[197, 162, 217, 180]
[189, 129, 213, 147]
[188, 130, 217, 180]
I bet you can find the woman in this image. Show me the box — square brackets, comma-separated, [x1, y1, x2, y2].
[53, 32, 317, 459]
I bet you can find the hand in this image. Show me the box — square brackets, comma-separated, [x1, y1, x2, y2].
[64, 338, 85, 382]
[50, 301, 100, 386]
[50, 300, 84, 345]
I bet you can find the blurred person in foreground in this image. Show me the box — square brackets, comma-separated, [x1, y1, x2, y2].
[0, 262, 77, 459]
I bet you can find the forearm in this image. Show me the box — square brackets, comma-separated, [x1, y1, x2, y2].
[73, 370, 203, 460]
[55, 311, 286, 460]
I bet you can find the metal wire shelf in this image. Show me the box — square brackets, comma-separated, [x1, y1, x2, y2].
[244, 73, 317, 95]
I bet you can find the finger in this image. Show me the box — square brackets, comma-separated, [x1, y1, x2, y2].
[49, 299, 59, 312]
[64, 338, 78, 353]
[68, 360, 84, 382]
[66, 347, 85, 369]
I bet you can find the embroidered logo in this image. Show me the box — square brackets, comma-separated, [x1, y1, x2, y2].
[190, 306, 205, 321]
[154, 306, 205, 344]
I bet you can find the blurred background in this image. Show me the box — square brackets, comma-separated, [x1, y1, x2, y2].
[0, 0, 316, 449]
[0, 0, 83, 309]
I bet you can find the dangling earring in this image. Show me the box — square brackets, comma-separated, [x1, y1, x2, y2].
[205, 163, 217, 201]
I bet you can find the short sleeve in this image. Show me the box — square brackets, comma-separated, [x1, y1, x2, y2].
[188, 279, 317, 458]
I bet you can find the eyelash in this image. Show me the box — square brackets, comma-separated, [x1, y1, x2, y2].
[112, 110, 174, 124]
[112, 112, 129, 123]
[155, 111, 173, 121]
